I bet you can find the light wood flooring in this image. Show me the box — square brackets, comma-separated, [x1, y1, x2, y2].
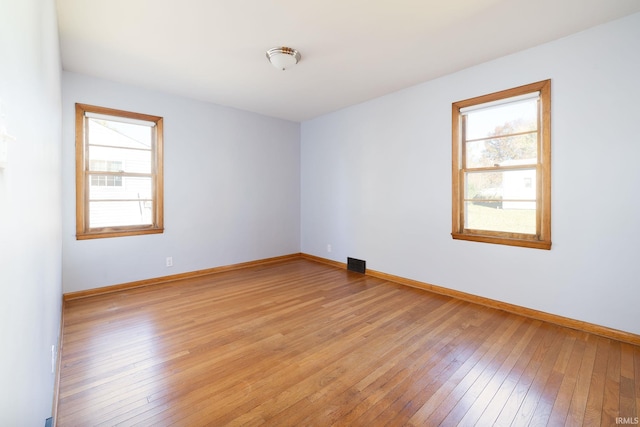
[57, 258, 640, 426]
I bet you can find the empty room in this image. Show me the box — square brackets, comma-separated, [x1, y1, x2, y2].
[1, 0, 640, 425]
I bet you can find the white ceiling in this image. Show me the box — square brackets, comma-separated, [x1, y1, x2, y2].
[56, 0, 640, 122]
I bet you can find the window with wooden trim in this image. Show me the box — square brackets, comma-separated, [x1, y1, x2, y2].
[452, 80, 551, 249]
[75, 103, 164, 240]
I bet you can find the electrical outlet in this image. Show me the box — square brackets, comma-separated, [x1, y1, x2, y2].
[166, 257, 173, 267]
[327, 244, 332, 253]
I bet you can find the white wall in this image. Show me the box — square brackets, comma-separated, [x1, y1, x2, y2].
[62, 72, 300, 293]
[301, 13, 640, 335]
[0, 0, 62, 424]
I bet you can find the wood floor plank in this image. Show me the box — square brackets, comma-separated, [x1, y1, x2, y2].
[527, 332, 578, 427]
[474, 324, 563, 426]
[635, 346, 640, 424]
[408, 314, 534, 425]
[209, 290, 457, 426]
[564, 333, 598, 426]
[362, 309, 496, 425]
[336, 304, 498, 426]
[545, 334, 587, 426]
[55, 258, 640, 426]
[462, 321, 549, 426]
[582, 336, 610, 426]
[620, 343, 637, 423]
[601, 340, 622, 426]
[174, 295, 435, 425]
[409, 319, 527, 425]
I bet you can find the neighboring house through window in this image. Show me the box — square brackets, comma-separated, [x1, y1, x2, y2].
[451, 80, 551, 249]
[90, 160, 123, 187]
[75, 103, 164, 239]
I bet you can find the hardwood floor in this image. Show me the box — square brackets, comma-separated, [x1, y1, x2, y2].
[57, 258, 640, 426]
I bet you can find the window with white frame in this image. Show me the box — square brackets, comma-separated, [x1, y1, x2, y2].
[451, 80, 551, 249]
[75, 103, 164, 239]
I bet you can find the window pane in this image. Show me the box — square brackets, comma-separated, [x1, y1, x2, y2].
[465, 133, 537, 168]
[89, 201, 153, 228]
[87, 118, 152, 149]
[464, 201, 536, 234]
[465, 98, 537, 141]
[465, 169, 536, 205]
[89, 176, 152, 201]
[89, 145, 151, 174]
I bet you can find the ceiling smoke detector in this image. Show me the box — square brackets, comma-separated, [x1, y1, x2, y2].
[266, 47, 301, 70]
